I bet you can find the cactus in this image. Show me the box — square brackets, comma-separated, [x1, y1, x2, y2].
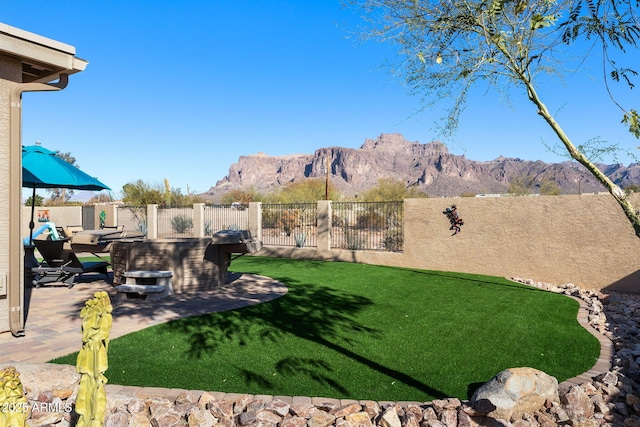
[294, 232, 306, 247]
[75, 291, 112, 427]
[0, 367, 29, 427]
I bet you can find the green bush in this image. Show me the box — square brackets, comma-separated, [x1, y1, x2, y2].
[171, 215, 193, 233]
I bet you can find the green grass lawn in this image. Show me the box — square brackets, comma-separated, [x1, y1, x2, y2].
[51, 257, 600, 402]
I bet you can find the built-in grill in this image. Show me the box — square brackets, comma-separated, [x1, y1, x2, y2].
[204, 230, 262, 284]
[110, 231, 262, 294]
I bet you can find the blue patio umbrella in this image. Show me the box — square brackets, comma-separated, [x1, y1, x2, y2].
[22, 144, 111, 244]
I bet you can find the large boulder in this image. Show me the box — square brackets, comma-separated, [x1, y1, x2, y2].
[471, 367, 560, 421]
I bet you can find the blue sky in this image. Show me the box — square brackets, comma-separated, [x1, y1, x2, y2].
[4, 1, 639, 198]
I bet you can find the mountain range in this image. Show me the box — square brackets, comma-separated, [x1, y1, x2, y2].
[201, 133, 640, 200]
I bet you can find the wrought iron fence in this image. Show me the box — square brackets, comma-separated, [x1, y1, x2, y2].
[261, 203, 317, 247]
[331, 201, 404, 251]
[116, 206, 148, 235]
[203, 204, 250, 236]
[158, 207, 194, 238]
[116, 201, 403, 251]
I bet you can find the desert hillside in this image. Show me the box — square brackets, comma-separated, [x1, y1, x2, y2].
[201, 133, 640, 200]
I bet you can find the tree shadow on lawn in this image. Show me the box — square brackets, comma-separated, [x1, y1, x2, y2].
[234, 357, 351, 395]
[399, 268, 555, 294]
[162, 276, 449, 400]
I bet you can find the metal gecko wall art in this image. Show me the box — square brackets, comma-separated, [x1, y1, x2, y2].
[443, 204, 464, 235]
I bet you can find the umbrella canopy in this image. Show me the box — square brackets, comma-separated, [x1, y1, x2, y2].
[22, 144, 111, 244]
[22, 145, 110, 191]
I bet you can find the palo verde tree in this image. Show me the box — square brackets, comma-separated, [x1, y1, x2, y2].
[348, 0, 640, 235]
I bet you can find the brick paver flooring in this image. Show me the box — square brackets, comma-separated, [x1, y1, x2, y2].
[0, 272, 287, 365]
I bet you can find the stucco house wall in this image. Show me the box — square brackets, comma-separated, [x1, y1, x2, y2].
[0, 23, 87, 335]
[0, 56, 22, 332]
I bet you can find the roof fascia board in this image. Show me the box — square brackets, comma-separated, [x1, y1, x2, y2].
[0, 37, 87, 73]
[0, 23, 87, 80]
[0, 23, 75, 54]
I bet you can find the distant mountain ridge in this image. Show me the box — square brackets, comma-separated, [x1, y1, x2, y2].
[201, 133, 640, 200]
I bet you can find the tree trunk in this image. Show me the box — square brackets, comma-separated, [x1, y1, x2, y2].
[525, 83, 640, 237]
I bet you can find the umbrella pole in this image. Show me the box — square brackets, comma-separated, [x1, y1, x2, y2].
[29, 186, 35, 245]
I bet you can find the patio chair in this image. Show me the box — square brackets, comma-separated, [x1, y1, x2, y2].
[32, 238, 109, 288]
[55, 225, 84, 239]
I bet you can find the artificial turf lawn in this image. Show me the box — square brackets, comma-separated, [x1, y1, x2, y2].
[51, 257, 600, 402]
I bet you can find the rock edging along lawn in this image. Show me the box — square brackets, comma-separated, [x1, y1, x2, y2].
[4, 363, 638, 427]
[3, 279, 640, 426]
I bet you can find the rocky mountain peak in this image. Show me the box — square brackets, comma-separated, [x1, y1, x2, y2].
[360, 133, 449, 157]
[200, 133, 640, 201]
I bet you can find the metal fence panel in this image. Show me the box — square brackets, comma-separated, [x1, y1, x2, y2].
[203, 204, 250, 236]
[158, 207, 194, 238]
[116, 206, 148, 235]
[331, 201, 403, 251]
[261, 203, 317, 247]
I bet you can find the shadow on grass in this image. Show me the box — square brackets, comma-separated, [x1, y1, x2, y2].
[162, 276, 448, 399]
[389, 267, 554, 294]
[233, 358, 350, 395]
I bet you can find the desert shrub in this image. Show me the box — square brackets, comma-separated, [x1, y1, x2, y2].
[332, 213, 345, 227]
[278, 209, 301, 236]
[344, 228, 364, 250]
[508, 175, 535, 196]
[539, 177, 562, 195]
[383, 227, 404, 251]
[625, 184, 640, 194]
[204, 221, 213, 236]
[262, 210, 279, 228]
[171, 215, 193, 233]
[356, 211, 385, 230]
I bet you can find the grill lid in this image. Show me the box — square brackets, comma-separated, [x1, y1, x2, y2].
[210, 230, 252, 245]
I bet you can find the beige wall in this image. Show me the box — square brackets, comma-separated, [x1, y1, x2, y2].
[403, 194, 640, 293]
[258, 194, 640, 293]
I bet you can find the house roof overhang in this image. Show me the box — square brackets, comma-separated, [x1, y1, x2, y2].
[0, 22, 88, 83]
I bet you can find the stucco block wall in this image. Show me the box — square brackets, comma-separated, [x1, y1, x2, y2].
[259, 194, 640, 293]
[400, 195, 640, 292]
